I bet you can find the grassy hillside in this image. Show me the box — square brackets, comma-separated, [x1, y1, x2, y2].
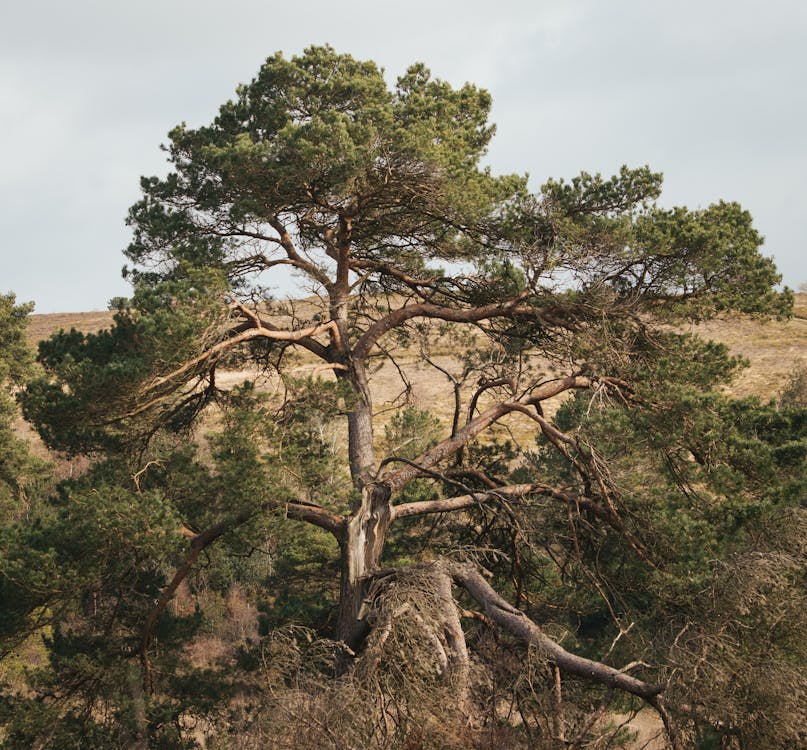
[27, 294, 807, 405]
[22, 296, 806, 481]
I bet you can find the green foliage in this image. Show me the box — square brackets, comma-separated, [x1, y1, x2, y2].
[630, 201, 792, 320]
[125, 44, 523, 290]
[382, 406, 442, 462]
[23, 270, 230, 454]
[0, 294, 49, 523]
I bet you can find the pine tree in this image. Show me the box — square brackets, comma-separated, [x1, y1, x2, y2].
[6, 47, 803, 748]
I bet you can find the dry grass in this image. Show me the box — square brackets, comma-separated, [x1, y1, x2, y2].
[26, 310, 114, 344]
[686, 304, 807, 401]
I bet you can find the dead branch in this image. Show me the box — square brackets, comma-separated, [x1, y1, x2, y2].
[392, 484, 539, 520]
[448, 560, 686, 748]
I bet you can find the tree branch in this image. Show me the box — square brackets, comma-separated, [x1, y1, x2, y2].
[138, 499, 344, 691]
[130, 321, 337, 415]
[286, 501, 346, 537]
[391, 481, 618, 522]
[384, 376, 592, 492]
[229, 300, 330, 360]
[353, 296, 543, 362]
[139, 521, 229, 691]
[393, 484, 539, 520]
[448, 561, 663, 700]
[268, 215, 333, 290]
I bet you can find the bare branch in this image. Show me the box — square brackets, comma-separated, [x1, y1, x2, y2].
[466, 376, 514, 425]
[391, 481, 617, 530]
[449, 561, 664, 700]
[393, 484, 539, 520]
[229, 300, 331, 360]
[268, 215, 333, 290]
[286, 502, 346, 537]
[420, 349, 462, 439]
[132, 321, 338, 412]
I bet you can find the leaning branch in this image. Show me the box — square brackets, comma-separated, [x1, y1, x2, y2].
[138, 499, 344, 691]
[392, 483, 602, 520]
[130, 321, 338, 416]
[139, 522, 228, 691]
[449, 561, 663, 700]
[268, 215, 333, 290]
[229, 300, 331, 361]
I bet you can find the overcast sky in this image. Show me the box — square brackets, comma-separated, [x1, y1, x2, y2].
[1, 0, 804, 312]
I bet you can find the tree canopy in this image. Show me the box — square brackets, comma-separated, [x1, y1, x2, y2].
[3, 46, 804, 749]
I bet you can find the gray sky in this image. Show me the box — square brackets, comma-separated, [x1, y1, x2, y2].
[1, 0, 805, 312]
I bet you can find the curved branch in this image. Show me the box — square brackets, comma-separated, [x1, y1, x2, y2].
[384, 376, 592, 492]
[466, 376, 514, 424]
[268, 215, 333, 290]
[449, 561, 664, 701]
[229, 300, 330, 360]
[131, 321, 338, 414]
[139, 498, 343, 691]
[286, 501, 346, 537]
[348, 258, 444, 294]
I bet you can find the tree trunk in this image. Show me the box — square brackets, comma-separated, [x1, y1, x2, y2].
[336, 481, 392, 653]
[343, 364, 375, 485]
[335, 357, 394, 656]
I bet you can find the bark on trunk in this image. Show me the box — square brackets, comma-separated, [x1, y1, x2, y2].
[337, 481, 392, 653]
[335, 353, 395, 656]
[343, 365, 375, 485]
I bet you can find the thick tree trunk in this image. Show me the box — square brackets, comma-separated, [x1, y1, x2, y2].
[343, 364, 376, 485]
[337, 482, 393, 652]
[335, 355, 395, 656]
